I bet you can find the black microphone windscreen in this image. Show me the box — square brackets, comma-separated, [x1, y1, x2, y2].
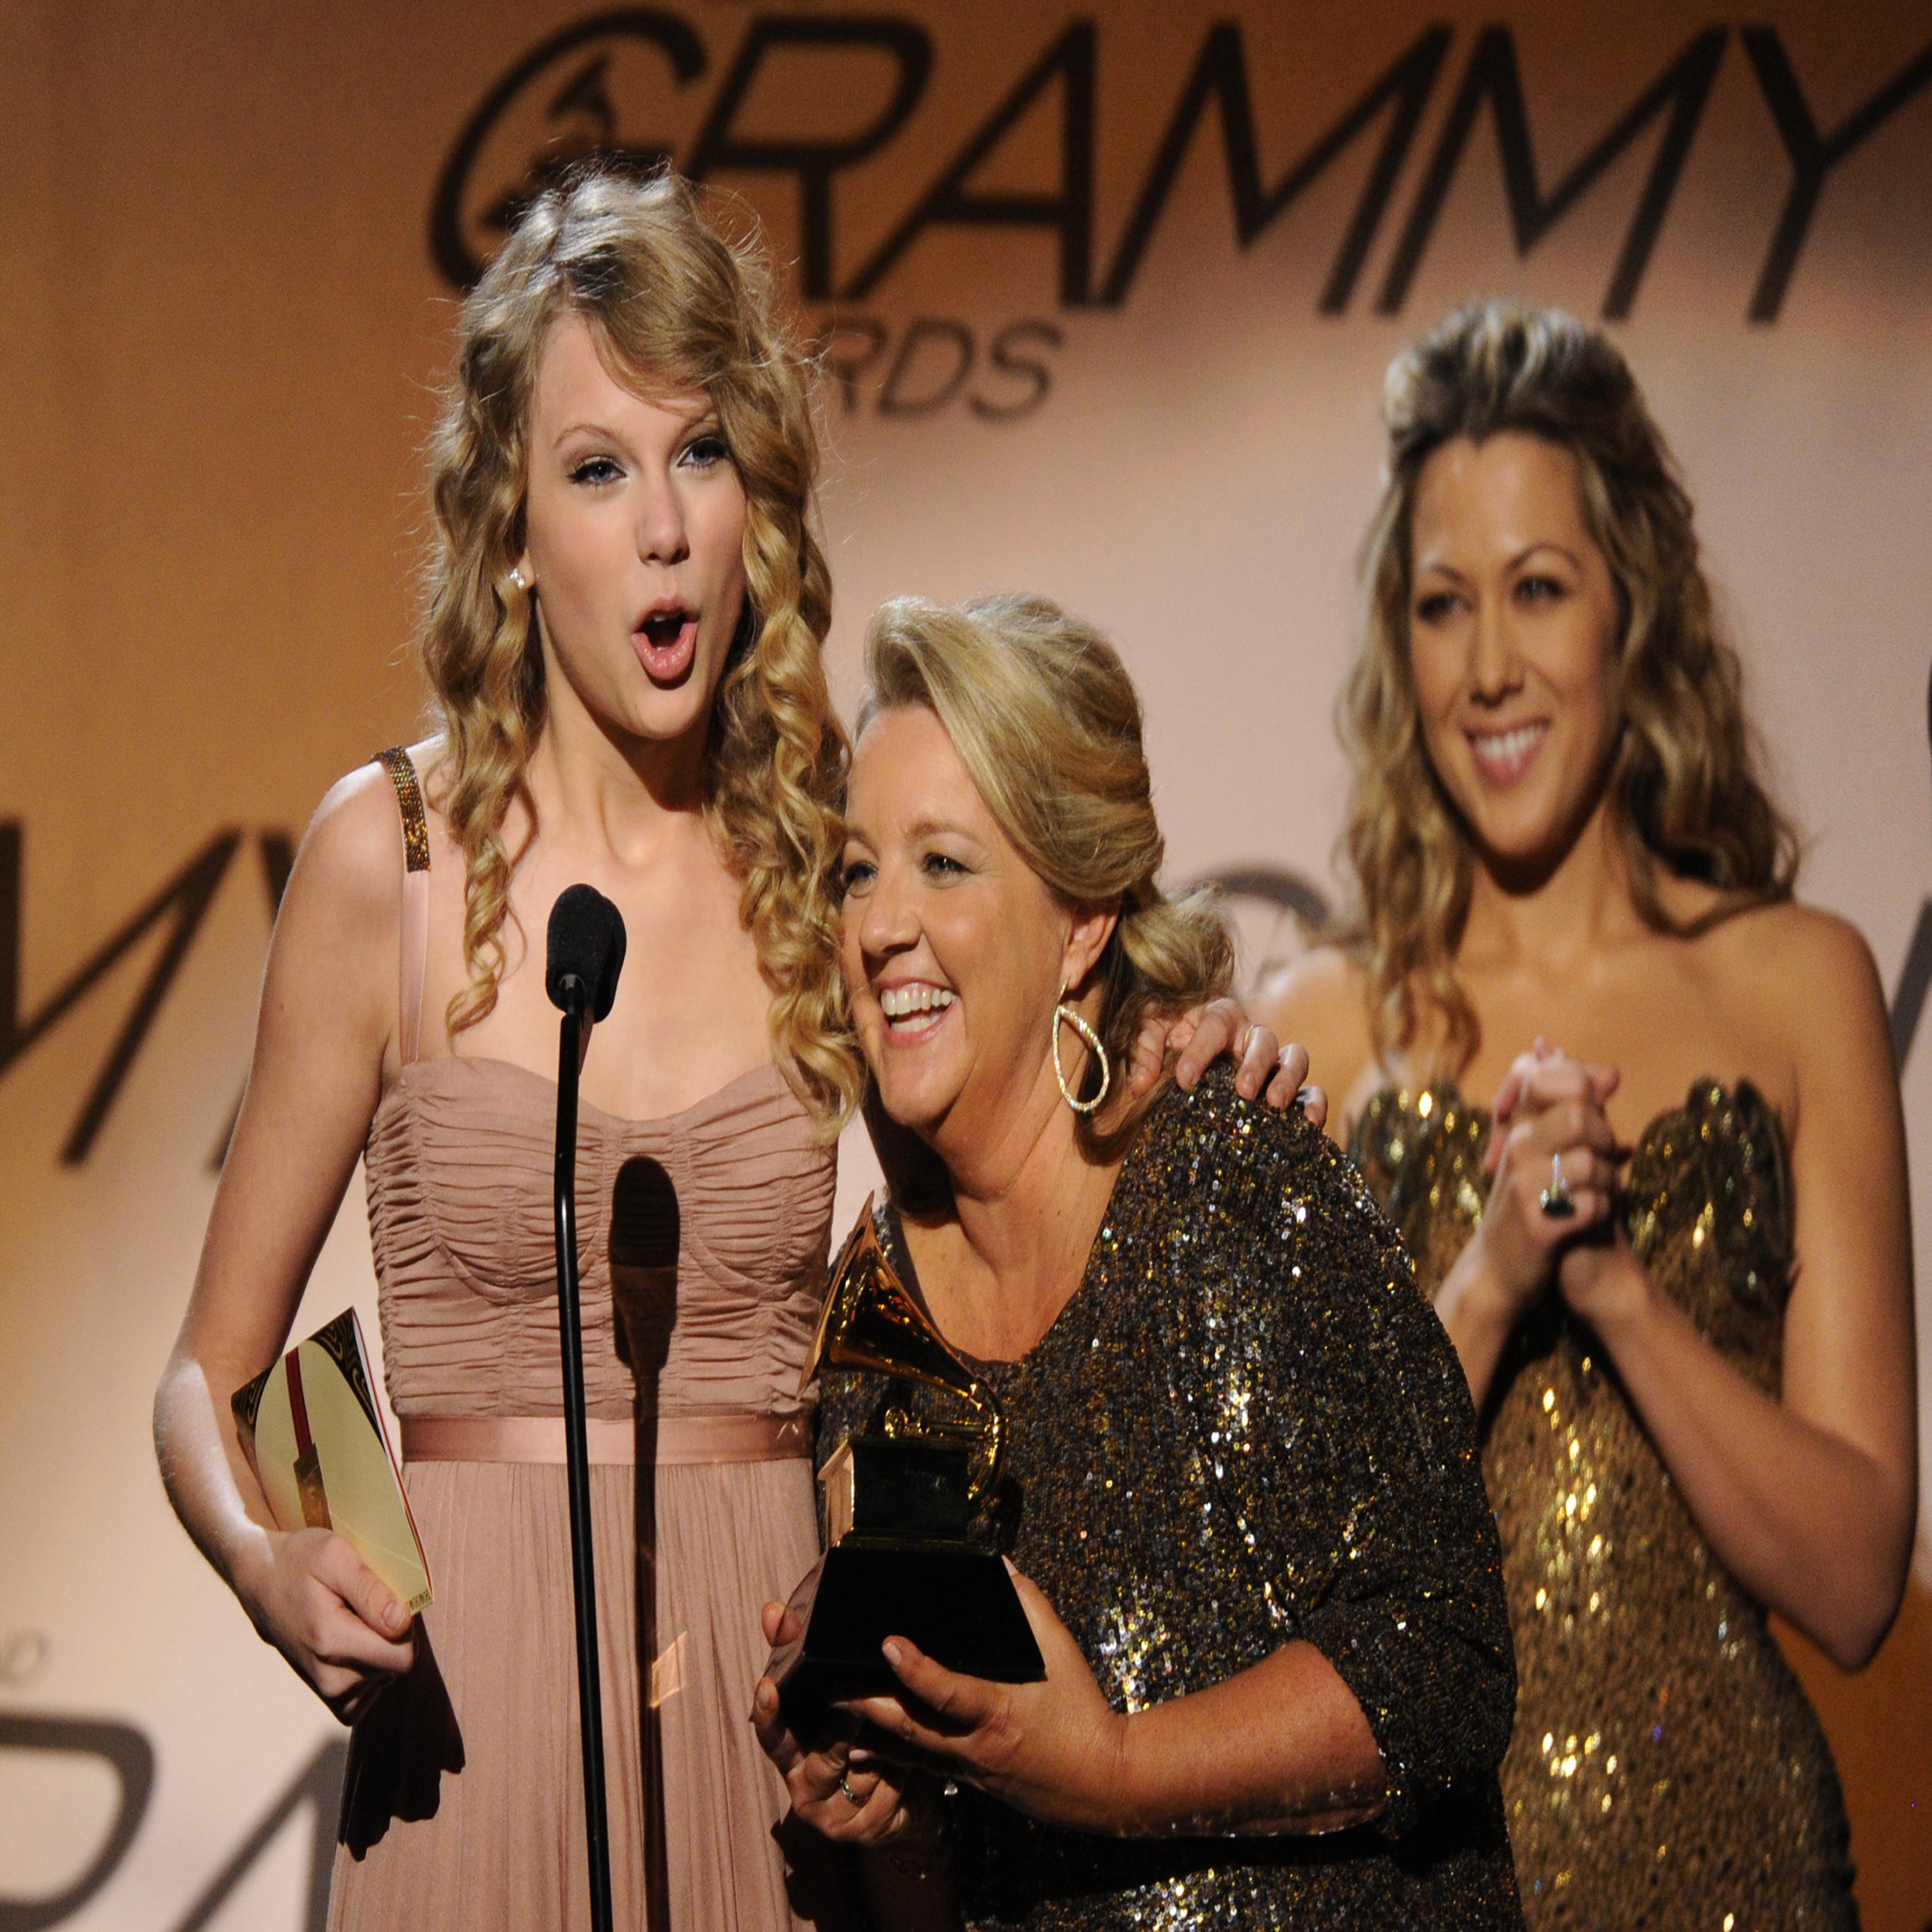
[545, 885, 627, 1021]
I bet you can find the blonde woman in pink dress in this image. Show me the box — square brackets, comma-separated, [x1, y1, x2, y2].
[154, 166, 1298, 1932]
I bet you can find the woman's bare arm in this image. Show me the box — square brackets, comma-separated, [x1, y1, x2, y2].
[857, 1582, 1384, 1836]
[1563, 911, 1917, 1667]
[1107, 1637, 1386, 1835]
[756, 1588, 1383, 1845]
[153, 764, 417, 1714]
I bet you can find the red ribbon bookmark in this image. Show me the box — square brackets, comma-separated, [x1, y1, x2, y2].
[286, 1345, 331, 1530]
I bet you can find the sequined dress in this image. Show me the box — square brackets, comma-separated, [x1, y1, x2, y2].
[1351, 1079, 1855, 1929]
[817, 1069, 1524, 1928]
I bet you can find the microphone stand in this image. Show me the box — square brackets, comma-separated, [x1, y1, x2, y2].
[554, 980, 615, 1932]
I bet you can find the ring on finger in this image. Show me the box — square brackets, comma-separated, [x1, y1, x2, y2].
[1539, 1151, 1577, 1219]
[837, 1769, 866, 1806]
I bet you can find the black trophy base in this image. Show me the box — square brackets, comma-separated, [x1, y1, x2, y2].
[769, 1541, 1045, 1726]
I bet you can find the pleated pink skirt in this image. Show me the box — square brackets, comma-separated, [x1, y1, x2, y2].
[326, 1455, 848, 1932]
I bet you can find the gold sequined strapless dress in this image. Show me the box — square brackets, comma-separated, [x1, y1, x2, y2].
[1352, 1079, 1856, 1929]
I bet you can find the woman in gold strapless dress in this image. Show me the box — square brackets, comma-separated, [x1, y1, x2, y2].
[1263, 301, 1917, 1929]
[154, 166, 1294, 1932]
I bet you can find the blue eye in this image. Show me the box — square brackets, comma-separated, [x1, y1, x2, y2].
[569, 455, 623, 486]
[682, 433, 730, 470]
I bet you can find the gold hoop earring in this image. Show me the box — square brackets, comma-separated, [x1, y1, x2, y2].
[1052, 991, 1110, 1116]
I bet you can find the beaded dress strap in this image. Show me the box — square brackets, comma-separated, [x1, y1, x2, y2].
[373, 747, 430, 1067]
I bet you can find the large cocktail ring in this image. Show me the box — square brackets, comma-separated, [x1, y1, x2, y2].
[1539, 1151, 1576, 1219]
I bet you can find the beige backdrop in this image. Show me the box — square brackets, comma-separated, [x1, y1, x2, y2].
[4, 2, 1932, 1925]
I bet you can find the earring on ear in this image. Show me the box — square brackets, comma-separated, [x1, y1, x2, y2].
[508, 565, 531, 593]
[1051, 984, 1110, 1116]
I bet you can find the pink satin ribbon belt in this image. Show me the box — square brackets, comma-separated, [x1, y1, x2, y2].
[399, 1412, 812, 1467]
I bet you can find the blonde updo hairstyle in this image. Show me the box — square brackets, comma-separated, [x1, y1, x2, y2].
[1343, 298, 1798, 1076]
[418, 164, 861, 1126]
[858, 594, 1232, 1149]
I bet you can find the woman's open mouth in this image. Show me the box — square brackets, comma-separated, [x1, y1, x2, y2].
[633, 604, 699, 685]
[878, 981, 956, 1042]
[1467, 720, 1549, 787]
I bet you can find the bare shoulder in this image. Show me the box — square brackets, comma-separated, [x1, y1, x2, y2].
[283, 759, 410, 937]
[239, 760, 410, 1094]
[1257, 943, 1369, 1030]
[1694, 899, 1893, 1136]
[1255, 945, 1376, 1110]
[1698, 898, 1886, 1027]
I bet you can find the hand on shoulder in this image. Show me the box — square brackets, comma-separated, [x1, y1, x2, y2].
[1142, 996, 1329, 1125]
[1254, 946, 1375, 1143]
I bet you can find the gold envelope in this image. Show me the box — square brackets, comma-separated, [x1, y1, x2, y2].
[232, 1308, 433, 1614]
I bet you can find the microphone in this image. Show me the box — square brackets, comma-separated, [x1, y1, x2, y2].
[546, 884, 627, 1021]
[544, 882, 627, 1932]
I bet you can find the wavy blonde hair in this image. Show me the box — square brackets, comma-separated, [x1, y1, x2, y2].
[417, 165, 862, 1126]
[1342, 299, 1798, 1076]
[858, 594, 1232, 1151]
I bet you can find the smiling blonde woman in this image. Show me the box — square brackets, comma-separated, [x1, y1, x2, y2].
[1264, 300, 1916, 1927]
[755, 594, 1522, 1929]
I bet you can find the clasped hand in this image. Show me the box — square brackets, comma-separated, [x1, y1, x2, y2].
[752, 1563, 1134, 1847]
[1478, 1041, 1649, 1331]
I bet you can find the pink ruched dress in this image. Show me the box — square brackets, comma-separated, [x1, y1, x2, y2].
[326, 751, 843, 1932]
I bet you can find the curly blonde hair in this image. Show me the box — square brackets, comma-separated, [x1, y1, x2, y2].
[1342, 299, 1798, 1076]
[417, 165, 862, 1126]
[858, 594, 1233, 1151]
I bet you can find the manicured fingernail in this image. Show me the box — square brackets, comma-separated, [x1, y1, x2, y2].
[882, 1641, 903, 1667]
[849, 1747, 872, 1765]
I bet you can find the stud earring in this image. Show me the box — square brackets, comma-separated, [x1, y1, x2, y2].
[508, 565, 531, 592]
[1051, 987, 1110, 1116]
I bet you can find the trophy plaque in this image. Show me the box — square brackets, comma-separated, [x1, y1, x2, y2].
[767, 1202, 1045, 1722]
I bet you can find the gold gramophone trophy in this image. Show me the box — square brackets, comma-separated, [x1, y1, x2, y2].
[767, 1201, 1044, 1721]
